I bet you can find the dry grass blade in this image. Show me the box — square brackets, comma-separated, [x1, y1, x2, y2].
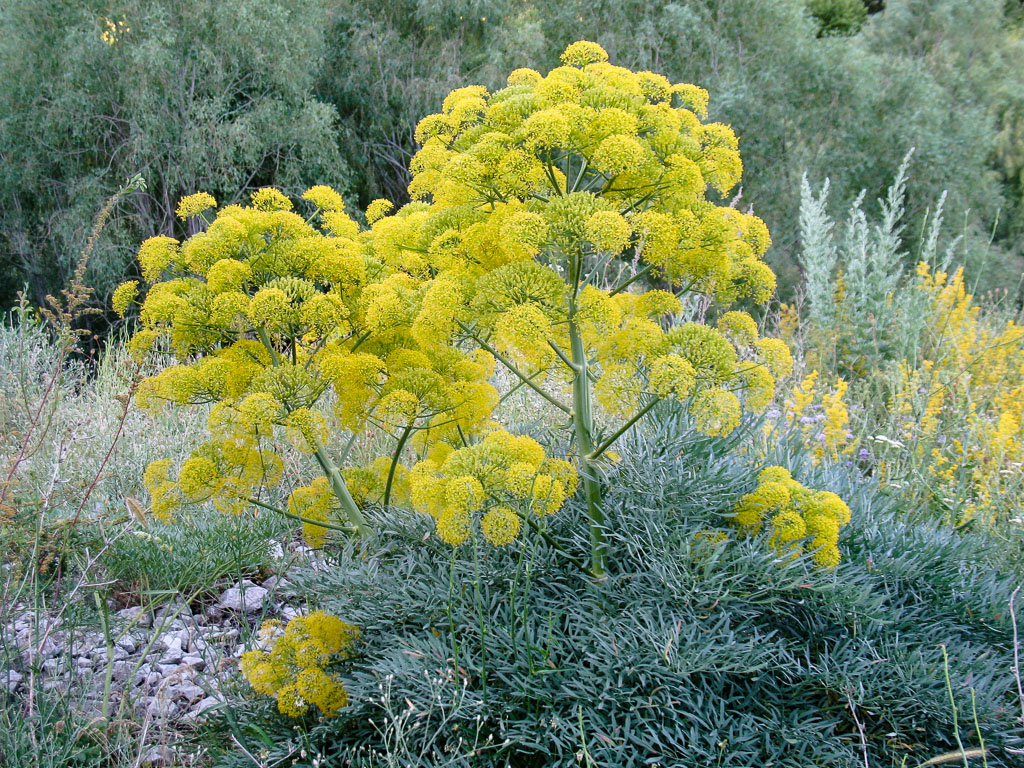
[916, 748, 987, 766]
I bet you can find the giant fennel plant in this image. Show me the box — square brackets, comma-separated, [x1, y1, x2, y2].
[121, 41, 794, 578]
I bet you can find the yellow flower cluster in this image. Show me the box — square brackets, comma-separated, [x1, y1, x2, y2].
[403, 41, 772, 299]
[127, 186, 500, 525]
[882, 264, 1024, 524]
[408, 430, 578, 546]
[240, 610, 358, 718]
[733, 466, 851, 568]
[386, 42, 785, 443]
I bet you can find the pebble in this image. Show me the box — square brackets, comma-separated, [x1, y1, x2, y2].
[218, 581, 268, 614]
[117, 606, 152, 628]
[2, 548, 316, 758]
[158, 639, 183, 665]
[3, 669, 23, 692]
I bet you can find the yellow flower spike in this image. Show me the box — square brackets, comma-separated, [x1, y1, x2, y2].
[250, 187, 293, 212]
[436, 508, 473, 546]
[758, 466, 791, 484]
[692, 388, 741, 437]
[560, 41, 609, 68]
[507, 67, 542, 86]
[365, 198, 394, 224]
[717, 311, 758, 348]
[481, 505, 522, 545]
[138, 236, 179, 283]
[757, 338, 794, 379]
[584, 211, 632, 253]
[734, 470, 851, 568]
[205, 259, 252, 294]
[591, 134, 649, 176]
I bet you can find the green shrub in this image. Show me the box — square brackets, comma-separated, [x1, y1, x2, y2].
[808, 0, 869, 36]
[210, 410, 1024, 767]
[0, 0, 353, 314]
[98, 508, 289, 598]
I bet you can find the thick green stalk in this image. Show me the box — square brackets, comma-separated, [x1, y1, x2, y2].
[313, 443, 370, 536]
[568, 302, 606, 578]
[382, 424, 413, 508]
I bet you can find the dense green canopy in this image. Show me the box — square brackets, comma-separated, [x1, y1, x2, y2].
[2, 0, 1023, 318]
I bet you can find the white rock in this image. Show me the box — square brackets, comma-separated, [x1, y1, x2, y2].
[3, 669, 23, 692]
[118, 606, 151, 628]
[147, 695, 178, 719]
[218, 582, 268, 614]
[181, 654, 206, 671]
[111, 660, 134, 682]
[172, 682, 205, 703]
[158, 638, 183, 665]
[116, 636, 136, 654]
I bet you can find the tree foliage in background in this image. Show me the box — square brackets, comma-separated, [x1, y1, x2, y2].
[0, 0, 352, 315]
[317, 0, 1024, 291]
[3, 0, 1024, 320]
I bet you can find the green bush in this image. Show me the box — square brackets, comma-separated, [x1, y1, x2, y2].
[808, 0, 869, 36]
[98, 508, 289, 598]
[210, 410, 1024, 766]
[0, 0, 352, 314]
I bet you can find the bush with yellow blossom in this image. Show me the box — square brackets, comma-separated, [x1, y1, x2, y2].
[382, 40, 790, 575]
[124, 41, 793, 578]
[121, 185, 504, 540]
[733, 466, 851, 567]
[795, 167, 1024, 526]
[240, 610, 358, 718]
[880, 264, 1024, 525]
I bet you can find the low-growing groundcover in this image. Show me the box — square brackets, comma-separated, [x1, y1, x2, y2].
[209, 412, 1024, 767]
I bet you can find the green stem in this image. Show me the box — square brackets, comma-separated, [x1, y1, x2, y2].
[256, 327, 281, 367]
[588, 397, 659, 460]
[383, 424, 413, 508]
[256, 324, 369, 536]
[548, 340, 580, 371]
[247, 496, 354, 534]
[609, 264, 655, 296]
[472, 534, 488, 704]
[568, 297, 606, 578]
[312, 444, 370, 536]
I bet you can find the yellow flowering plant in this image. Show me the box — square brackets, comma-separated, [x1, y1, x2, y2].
[389, 41, 789, 575]
[733, 466, 851, 568]
[123, 41, 794, 578]
[121, 186, 502, 540]
[240, 610, 358, 718]
[878, 264, 1024, 524]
